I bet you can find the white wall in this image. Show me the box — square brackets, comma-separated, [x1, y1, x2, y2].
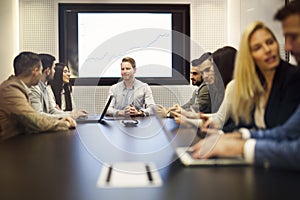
[240, 0, 286, 57]
[227, 0, 241, 48]
[18, 0, 228, 63]
[0, 0, 19, 83]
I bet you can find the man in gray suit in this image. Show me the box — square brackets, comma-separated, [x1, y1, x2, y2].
[29, 54, 70, 118]
[29, 54, 86, 119]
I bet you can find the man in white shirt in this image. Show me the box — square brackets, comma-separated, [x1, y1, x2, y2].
[106, 57, 155, 117]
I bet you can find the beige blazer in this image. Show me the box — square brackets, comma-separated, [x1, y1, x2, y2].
[0, 76, 69, 141]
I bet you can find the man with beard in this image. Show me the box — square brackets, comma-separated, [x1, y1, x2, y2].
[157, 52, 212, 117]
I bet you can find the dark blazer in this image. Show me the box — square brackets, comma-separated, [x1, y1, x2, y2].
[181, 82, 211, 113]
[224, 60, 300, 132]
[264, 60, 300, 128]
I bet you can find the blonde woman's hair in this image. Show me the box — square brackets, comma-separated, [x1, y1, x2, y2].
[231, 21, 278, 124]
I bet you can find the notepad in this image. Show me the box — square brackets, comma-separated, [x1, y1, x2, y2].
[97, 162, 162, 188]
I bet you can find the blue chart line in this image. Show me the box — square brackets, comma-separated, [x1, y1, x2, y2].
[84, 33, 171, 63]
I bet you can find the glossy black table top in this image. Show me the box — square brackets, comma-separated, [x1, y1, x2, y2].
[1, 117, 300, 200]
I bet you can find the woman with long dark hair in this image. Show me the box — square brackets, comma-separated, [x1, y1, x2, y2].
[47, 63, 87, 117]
[48, 63, 73, 111]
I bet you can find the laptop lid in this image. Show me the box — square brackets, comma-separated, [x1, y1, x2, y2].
[76, 95, 113, 124]
[98, 95, 114, 123]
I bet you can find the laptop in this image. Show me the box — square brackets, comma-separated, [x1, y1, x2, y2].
[76, 95, 113, 124]
[175, 147, 249, 166]
[152, 108, 250, 167]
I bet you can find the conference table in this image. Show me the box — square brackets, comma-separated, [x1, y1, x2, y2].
[0, 116, 300, 200]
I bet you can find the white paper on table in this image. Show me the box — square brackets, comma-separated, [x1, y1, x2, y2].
[97, 162, 163, 188]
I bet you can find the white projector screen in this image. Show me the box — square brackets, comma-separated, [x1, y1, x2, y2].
[78, 13, 172, 78]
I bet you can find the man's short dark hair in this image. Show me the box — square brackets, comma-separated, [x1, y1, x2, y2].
[274, 0, 300, 21]
[13, 51, 41, 76]
[39, 53, 56, 71]
[191, 52, 212, 67]
[121, 57, 136, 68]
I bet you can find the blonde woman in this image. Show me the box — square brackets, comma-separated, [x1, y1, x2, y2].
[230, 21, 300, 129]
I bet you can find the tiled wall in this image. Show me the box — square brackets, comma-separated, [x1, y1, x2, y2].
[19, 0, 227, 110]
[19, 0, 228, 60]
[73, 85, 196, 114]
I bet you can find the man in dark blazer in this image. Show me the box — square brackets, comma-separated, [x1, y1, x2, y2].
[180, 52, 212, 113]
[156, 52, 212, 117]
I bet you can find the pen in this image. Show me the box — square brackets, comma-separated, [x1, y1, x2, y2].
[145, 164, 153, 182]
[106, 165, 113, 183]
[130, 101, 134, 107]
